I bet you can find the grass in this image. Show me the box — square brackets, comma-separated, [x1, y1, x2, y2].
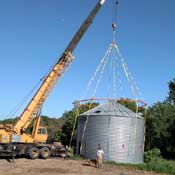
[67, 154, 84, 160]
[69, 155, 175, 174]
[107, 159, 175, 175]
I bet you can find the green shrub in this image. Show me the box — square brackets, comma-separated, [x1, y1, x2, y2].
[144, 148, 161, 162]
[140, 159, 175, 174]
[106, 158, 175, 175]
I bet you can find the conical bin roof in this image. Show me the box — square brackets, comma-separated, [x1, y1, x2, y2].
[80, 100, 143, 118]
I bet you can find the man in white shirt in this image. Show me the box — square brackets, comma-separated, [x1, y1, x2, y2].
[96, 144, 104, 168]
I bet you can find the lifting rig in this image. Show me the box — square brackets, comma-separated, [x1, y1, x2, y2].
[0, 0, 105, 159]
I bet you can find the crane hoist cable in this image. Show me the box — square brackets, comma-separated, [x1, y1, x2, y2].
[112, 42, 141, 156]
[69, 0, 117, 150]
[114, 43, 148, 154]
[5, 57, 59, 119]
[5, 55, 73, 120]
[81, 45, 113, 99]
[75, 45, 117, 152]
[79, 47, 112, 152]
[5, 79, 42, 119]
[69, 45, 113, 149]
[112, 0, 118, 42]
[114, 44, 140, 154]
[107, 47, 117, 99]
[69, 0, 147, 155]
[112, 46, 117, 98]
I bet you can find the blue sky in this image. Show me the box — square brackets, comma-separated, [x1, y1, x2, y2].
[0, 0, 175, 119]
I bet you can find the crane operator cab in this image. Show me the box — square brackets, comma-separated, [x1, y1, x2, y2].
[35, 126, 48, 143]
[30, 116, 48, 143]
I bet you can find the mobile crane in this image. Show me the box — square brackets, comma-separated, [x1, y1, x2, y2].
[0, 0, 105, 159]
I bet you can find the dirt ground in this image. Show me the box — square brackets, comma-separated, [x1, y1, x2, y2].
[0, 158, 167, 175]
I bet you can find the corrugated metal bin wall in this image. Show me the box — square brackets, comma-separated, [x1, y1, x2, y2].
[76, 102, 144, 164]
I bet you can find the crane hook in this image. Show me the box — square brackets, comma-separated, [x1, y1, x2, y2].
[112, 0, 118, 31]
[112, 23, 117, 30]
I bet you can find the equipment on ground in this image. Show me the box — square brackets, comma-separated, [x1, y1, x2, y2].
[0, 0, 105, 159]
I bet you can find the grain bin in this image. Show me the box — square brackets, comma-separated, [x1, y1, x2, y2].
[76, 100, 144, 164]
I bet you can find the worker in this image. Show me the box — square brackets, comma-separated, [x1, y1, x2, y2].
[96, 144, 104, 168]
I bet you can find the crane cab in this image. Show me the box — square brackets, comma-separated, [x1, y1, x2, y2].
[34, 126, 48, 143]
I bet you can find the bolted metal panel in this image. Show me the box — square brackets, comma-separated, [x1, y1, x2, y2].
[76, 101, 144, 164]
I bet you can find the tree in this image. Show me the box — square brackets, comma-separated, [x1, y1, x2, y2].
[40, 115, 64, 143]
[144, 78, 175, 159]
[60, 100, 147, 146]
[166, 78, 175, 105]
[118, 98, 145, 114]
[0, 118, 17, 125]
[145, 102, 175, 159]
[54, 130, 62, 142]
[60, 102, 99, 146]
[60, 110, 76, 145]
[118, 98, 137, 112]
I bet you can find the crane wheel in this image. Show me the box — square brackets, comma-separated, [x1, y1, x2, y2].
[28, 147, 39, 159]
[40, 147, 50, 159]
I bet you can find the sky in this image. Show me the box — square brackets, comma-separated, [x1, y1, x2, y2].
[0, 0, 175, 119]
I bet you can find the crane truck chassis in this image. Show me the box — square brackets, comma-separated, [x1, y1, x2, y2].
[0, 142, 67, 159]
[0, 0, 105, 159]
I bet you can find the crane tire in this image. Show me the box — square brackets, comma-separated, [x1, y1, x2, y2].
[40, 147, 50, 159]
[28, 147, 39, 159]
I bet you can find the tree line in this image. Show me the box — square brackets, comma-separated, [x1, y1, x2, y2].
[0, 78, 175, 159]
[58, 78, 175, 159]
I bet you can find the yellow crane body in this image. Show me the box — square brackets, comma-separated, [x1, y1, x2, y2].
[0, 0, 105, 159]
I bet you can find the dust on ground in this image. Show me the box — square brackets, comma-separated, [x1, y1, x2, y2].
[0, 158, 167, 175]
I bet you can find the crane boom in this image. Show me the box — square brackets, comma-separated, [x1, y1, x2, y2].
[13, 0, 105, 134]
